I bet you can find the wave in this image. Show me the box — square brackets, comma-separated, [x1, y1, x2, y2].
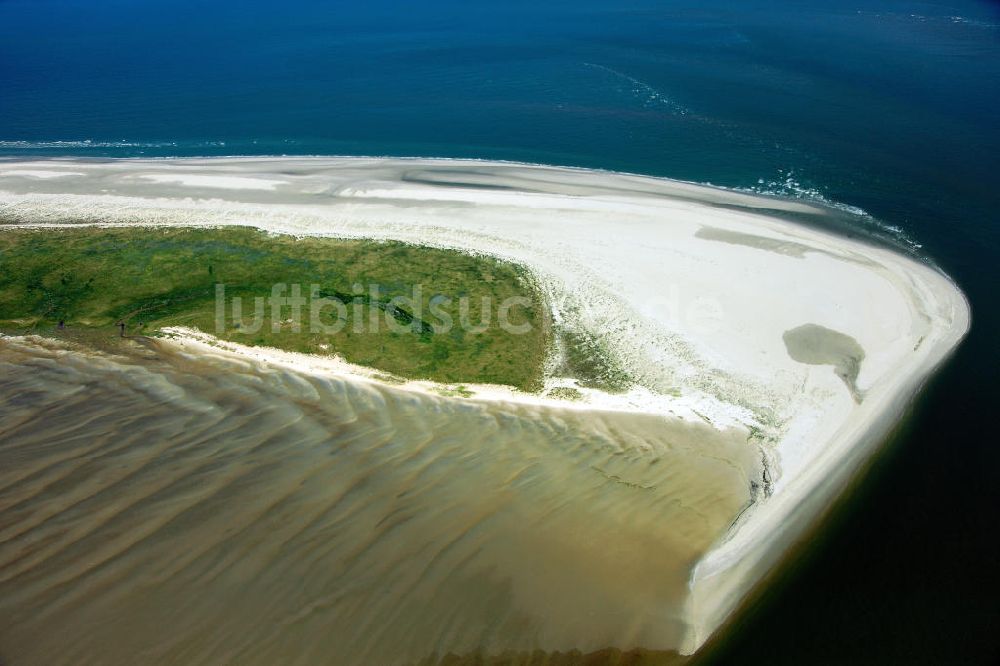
[737, 170, 867, 215]
[855, 10, 999, 30]
[0, 139, 235, 150]
[947, 15, 997, 27]
[737, 169, 924, 251]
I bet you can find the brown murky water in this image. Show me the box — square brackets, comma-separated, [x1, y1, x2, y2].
[0, 336, 757, 665]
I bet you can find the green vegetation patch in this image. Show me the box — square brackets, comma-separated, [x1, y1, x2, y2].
[0, 226, 550, 391]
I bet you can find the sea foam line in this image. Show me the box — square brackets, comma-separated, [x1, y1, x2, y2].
[583, 62, 689, 116]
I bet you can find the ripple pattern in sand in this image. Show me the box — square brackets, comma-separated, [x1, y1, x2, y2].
[0, 337, 757, 665]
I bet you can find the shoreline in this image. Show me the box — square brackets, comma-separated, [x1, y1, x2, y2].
[0, 157, 970, 654]
[155, 326, 749, 427]
[0, 152, 927, 258]
[691, 378, 935, 663]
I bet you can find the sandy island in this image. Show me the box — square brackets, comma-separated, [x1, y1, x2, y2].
[0, 157, 970, 655]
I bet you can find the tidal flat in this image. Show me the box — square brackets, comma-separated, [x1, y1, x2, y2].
[0, 334, 755, 665]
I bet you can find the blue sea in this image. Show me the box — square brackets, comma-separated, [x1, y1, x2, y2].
[2, 0, 999, 663]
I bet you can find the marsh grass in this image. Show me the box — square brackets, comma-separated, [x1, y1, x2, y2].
[0, 226, 549, 391]
[556, 326, 632, 393]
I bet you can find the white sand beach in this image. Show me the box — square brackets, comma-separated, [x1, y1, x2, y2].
[0, 157, 970, 656]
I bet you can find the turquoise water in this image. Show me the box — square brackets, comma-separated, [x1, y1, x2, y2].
[2, 0, 999, 662]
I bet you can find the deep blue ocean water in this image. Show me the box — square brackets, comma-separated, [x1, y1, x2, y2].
[2, 0, 999, 663]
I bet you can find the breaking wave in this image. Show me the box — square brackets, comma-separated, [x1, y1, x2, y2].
[737, 169, 924, 252]
[0, 139, 237, 151]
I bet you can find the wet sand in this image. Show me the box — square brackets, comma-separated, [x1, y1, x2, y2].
[0, 335, 755, 665]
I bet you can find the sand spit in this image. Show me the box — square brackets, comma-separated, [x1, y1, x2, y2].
[0, 157, 970, 656]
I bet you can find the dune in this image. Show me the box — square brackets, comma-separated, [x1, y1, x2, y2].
[0, 157, 970, 660]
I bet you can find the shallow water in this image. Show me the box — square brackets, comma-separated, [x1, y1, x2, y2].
[0, 336, 757, 665]
[782, 324, 866, 403]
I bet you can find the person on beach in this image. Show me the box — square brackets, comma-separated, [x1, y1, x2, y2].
[117, 321, 125, 337]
